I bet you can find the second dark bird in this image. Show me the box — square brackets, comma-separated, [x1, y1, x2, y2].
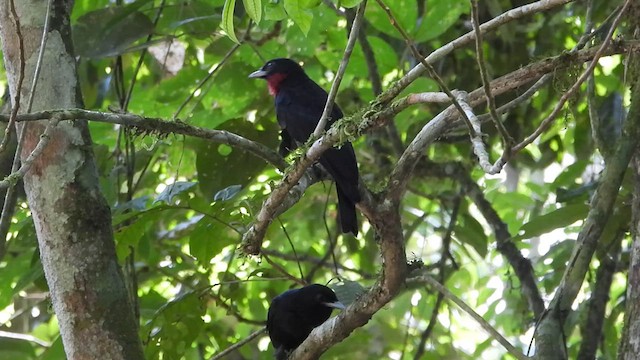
[267, 284, 345, 359]
[249, 58, 361, 235]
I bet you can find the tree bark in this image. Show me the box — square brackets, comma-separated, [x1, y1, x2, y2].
[619, 152, 640, 360]
[0, 1, 144, 359]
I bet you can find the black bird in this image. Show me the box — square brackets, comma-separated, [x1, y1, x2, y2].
[249, 58, 361, 235]
[267, 284, 345, 359]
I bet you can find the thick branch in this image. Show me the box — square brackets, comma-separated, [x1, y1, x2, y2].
[386, 39, 640, 201]
[289, 203, 407, 359]
[536, 34, 640, 360]
[379, 0, 575, 104]
[577, 237, 621, 360]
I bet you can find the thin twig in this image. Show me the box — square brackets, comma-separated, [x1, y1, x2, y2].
[261, 249, 375, 279]
[380, 0, 575, 104]
[0, 0, 29, 260]
[512, 0, 630, 152]
[373, 0, 476, 136]
[0, 330, 51, 347]
[209, 327, 266, 360]
[312, 0, 367, 137]
[277, 217, 304, 279]
[455, 91, 507, 174]
[470, 0, 513, 150]
[261, 253, 306, 286]
[0, 109, 285, 169]
[123, 0, 166, 110]
[0, 116, 60, 190]
[174, 23, 253, 120]
[173, 43, 241, 119]
[410, 275, 528, 360]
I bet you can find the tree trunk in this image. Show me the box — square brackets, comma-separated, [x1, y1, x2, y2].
[0, 1, 144, 359]
[620, 156, 640, 359]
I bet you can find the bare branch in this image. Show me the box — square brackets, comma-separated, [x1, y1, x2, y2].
[380, 0, 576, 104]
[385, 39, 640, 201]
[210, 328, 266, 360]
[455, 91, 507, 174]
[470, 0, 513, 150]
[0, 117, 60, 190]
[373, 0, 477, 137]
[0, 109, 285, 169]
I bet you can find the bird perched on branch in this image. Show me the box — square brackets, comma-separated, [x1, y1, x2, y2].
[249, 58, 361, 235]
[267, 284, 345, 359]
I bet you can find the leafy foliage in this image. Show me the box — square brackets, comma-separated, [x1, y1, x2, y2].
[0, 0, 634, 359]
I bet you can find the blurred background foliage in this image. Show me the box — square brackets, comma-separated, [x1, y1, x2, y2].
[0, 0, 631, 359]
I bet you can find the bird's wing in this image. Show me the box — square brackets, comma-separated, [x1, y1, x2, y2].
[279, 130, 295, 157]
[275, 92, 318, 142]
[275, 80, 344, 142]
[268, 307, 309, 350]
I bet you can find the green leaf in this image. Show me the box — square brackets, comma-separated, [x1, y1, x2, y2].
[340, 0, 363, 8]
[190, 218, 234, 263]
[214, 184, 243, 201]
[265, 1, 287, 20]
[284, 0, 313, 35]
[114, 217, 148, 258]
[366, 0, 417, 39]
[413, 0, 469, 42]
[221, 0, 240, 44]
[154, 181, 198, 204]
[73, 6, 154, 58]
[243, 0, 262, 23]
[515, 204, 590, 240]
[38, 337, 65, 360]
[455, 213, 488, 258]
[332, 280, 366, 306]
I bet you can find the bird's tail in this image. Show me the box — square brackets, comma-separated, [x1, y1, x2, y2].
[337, 186, 358, 235]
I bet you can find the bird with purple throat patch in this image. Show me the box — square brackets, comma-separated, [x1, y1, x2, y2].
[249, 58, 361, 235]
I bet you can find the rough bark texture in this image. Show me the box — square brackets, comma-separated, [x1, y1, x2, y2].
[618, 2, 640, 359]
[0, 1, 144, 359]
[619, 155, 640, 360]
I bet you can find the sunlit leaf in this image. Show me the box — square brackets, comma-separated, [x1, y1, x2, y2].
[214, 184, 243, 201]
[515, 204, 590, 240]
[243, 0, 262, 24]
[221, 0, 240, 43]
[284, 0, 313, 35]
[154, 181, 198, 204]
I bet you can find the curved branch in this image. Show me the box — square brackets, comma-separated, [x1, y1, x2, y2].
[386, 39, 640, 202]
[0, 109, 285, 169]
[379, 0, 575, 104]
[289, 202, 407, 359]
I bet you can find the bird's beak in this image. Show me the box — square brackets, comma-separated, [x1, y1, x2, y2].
[248, 69, 268, 78]
[323, 301, 346, 310]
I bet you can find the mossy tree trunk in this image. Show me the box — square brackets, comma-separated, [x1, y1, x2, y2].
[0, 1, 144, 358]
